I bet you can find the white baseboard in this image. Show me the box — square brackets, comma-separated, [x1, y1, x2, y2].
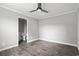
[27, 38, 78, 48]
[0, 44, 18, 52]
[27, 38, 39, 43]
[39, 38, 77, 47]
[0, 39, 77, 52]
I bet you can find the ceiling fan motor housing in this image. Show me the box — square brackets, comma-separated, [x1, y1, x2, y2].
[30, 3, 48, 13]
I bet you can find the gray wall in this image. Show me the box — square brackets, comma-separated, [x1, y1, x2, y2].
[27, 18, 39, 43]
[0, 7, 18, 50]
[0, 7, 39, 51]
[39, 12, 77, 47]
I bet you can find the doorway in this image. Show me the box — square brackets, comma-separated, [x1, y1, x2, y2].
[18, 18, 27, 45]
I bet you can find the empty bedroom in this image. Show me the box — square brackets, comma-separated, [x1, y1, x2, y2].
[0, 3, 79, 56]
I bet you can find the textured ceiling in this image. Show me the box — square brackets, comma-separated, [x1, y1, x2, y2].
[0, 3, 78, 19]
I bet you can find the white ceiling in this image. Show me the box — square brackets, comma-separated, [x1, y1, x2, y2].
[0, 3, 78, 19]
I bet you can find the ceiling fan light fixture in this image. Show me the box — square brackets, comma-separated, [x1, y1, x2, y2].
[30, 3, 48, 13]
[37, 9, 40, 11]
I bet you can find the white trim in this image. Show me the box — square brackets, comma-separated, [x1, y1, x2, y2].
[0, 5, 37, 20]
[41, 4, 79, 20]
[40, 10, 76, 20]
[0, 5, 26, 16]
[0, 4, 78, 20]
[0, 44, 18, 52]
[39, 38, 77, 47]
[27, 38, 39, 43]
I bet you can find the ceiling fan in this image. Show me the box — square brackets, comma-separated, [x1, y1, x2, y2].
[30, 3, 48, 13]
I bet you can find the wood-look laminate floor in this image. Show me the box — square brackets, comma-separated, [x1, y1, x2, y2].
[0, 40, 79, 56]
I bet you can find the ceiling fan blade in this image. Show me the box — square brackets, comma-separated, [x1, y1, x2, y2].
[30, 9, 38, 12]
[41, 9, 48, 13]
